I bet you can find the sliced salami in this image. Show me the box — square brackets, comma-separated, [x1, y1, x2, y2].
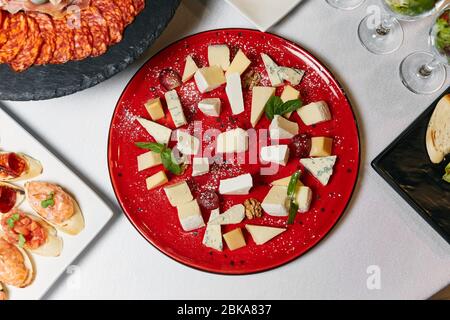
[29, 12, 56, 65]
[81, 6, 110, 57]
[92, 0, 124, 44]
[10, 16, 43, 72]
[50, 17, 74, 64]
[132, 0, 145, 14]
[113, 0, 136, 26]
[0, 12, 28, 63]
[72, 17, 93, 60]
[0, 12, 9, 48]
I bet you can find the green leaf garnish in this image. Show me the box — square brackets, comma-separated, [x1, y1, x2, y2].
[18, 234, 25, 248]
[265, 96, 303, 120]
[135, 142, 166, 153]
[287, 201, 299, 225]
[443, 162, 450, 183]
[135, 141, 183, 176]
[6, 214, 20, 229]
[41, 192, 55, 208]
[287, 171, 301, 225]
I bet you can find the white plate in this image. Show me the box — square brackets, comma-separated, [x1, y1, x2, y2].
[0, 107, 114, 300]
[225, 0, 303, 31]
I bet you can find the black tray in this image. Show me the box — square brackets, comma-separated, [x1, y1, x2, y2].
[0, 0, 181, 101]
[372, 89, 450, 245]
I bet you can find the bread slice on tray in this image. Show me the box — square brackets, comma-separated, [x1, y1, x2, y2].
[426, 94, 450, 164]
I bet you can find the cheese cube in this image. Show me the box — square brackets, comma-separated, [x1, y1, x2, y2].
[219, 173, 253, 195]
[198, 98, 221, 117]
[260, 145, 290, 166]
[216, 128, 249, 153]
[208, 45, 230, 71]
[136, 117, 172, 146]
[226, 49, 251, 77]
[223, 228, 246, 251]
[261, 53, 283, 87]
[146, 171, 168, 190]
[310, 137, 333, 157]
[192, 157, 209, 177]
[269, 115, 299, 140]
[261, 186, 290, 217]
[144, 98, 165, 121]
[225, 72, 245, 115]
[182, 55, 199, 82]
[164, 181, 193, 207]
[296, 186, 313, 213]
[137, 151, 162, 171]
[176, 131, 200, 155]
[165, 90, 187, 128]
[270, 175, 304, 187]
[177, 199, 205, 232]
[194, 66, 226, 93]
[209, 204, 245, 225]
[202, 209, 223, 251]
[278, 67, 305, 86]
[281, 85, 300, 118]
[251, 86, 276, 127]
[245, 225, 286, 245]
[298, 101, 332, 126]
[300, 156, 337, 186]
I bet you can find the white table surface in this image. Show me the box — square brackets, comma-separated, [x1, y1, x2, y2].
[2, 0, 449, 300]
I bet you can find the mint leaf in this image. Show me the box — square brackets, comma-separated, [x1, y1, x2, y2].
[444, 162, 450, 183]
[278, 99, 302, 115]
[18, 234, 26, 248]
[161, 150, 183, 176]
[135, 142, 166, 153]
[265, 96, 283, 120]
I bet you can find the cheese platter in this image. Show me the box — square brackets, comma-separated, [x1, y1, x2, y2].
[108, 29, 360, 274]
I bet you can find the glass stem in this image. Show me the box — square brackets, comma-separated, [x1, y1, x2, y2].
[376, 14, 395, 36]
[418, 58, 441, 78]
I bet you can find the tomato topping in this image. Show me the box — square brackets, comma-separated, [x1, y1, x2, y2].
[1, 211, 47, 249]
[0, 153, 26, 178]
[0, 186, 17, 213]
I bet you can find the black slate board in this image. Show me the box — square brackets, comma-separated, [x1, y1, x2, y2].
[0, 0, 181, 101]
[372, 88, 450, 245]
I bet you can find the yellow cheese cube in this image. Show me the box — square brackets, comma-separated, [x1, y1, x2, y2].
[145, 98, 165, 121]
[310, 137, 333, 157]
[223, 228, 246, 251]
[137, 151, 162, 171]
[164, 181, 193, 207]
[146, 171, 168, 190]
[281, 85, 300, 118]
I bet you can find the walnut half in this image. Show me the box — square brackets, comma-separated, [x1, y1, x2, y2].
[244, 198, 263, 220]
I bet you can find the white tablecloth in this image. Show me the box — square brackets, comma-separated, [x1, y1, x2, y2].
[2, 0, 449, 300]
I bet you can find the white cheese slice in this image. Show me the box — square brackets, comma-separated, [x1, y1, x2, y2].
[164, 181, 193, 207]
[208, 45, 230, 71]
[281, 85, 300, 118]
[137, 151, 162, 171]
[194, 66, 226, 93]
[209, 204, 245, 225]
[296, 186, 313, 213]
[192, 157, 210, 177]
[225, 72, 245, 115]
[198, 98, 221, 117]
[182, 55, 199, 82]
[219, 173, 253, 195]
[216, 128, 249, 153]
[300, 156, 337, 186]
[278, 67, 305, 86]
[177, 199, 205, 232]
[261, 186, 290, 217]
[269, 115, 299, 140]
[261, 53, 283, 87]
[136, 117, 172, 145]
[251, 86, 276, 127]
[202, 209, 223, 251]
[226, 49, 251, 77]
[297, 101, 332, 126]
[146, 171, 168, 190]
[260, 145, 290, 166]
[176, 131, 200, 155]
[245, 225, 286, 245]
[165, 90, 187, 128]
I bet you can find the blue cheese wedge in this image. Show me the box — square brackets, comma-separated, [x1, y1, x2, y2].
[245, 225, 286, 245]
[202, 209, 223, 251]
[165, 90, 187, 128]
[219, 174, 253, 195]
[208, 45, 230, 71]
[177, 199, 205, 232]
[261, 186, 290, 217]
[182, 55, 199, 82]
[261, 53, 283, 87]
[209, 204, 245, 225]
[225, 72, 245, 115]
[136, 117, 172, 145]
[164, 181, 193, 207]
[278, 67, 305, 86]
[176, 131, 200, 155]
[300, 156, 337, 186]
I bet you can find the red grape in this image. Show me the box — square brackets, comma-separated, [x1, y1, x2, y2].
[289, 134, 311, 158]
[159, 68, 182, 91]
[198, 190, 219, 210]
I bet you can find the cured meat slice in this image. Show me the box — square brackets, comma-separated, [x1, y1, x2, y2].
[113, 0, 136, 26]
[81, 6, 110, 57]
[0, 185, 17, 213]
[0, 12, 9, 48]
[50, 17, 74, 64]
[132, 0, 145, 13]
[92, 0, 124, 44]
[72, 16, 93, 60]
[10, 16, 43, 72]
[0, 12, 28, 63]
[29, 12, 56, 65]
[0, 153, 26, 179]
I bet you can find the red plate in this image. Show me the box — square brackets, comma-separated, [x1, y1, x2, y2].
[108, 29, 360, 274]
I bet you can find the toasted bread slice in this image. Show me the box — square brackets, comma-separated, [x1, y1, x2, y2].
[426, 94, 450, 164]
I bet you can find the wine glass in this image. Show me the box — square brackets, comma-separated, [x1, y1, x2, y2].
[358, 0, 442, 55]
[326, 0, 365, 10]
[400, 5, 450, 94]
